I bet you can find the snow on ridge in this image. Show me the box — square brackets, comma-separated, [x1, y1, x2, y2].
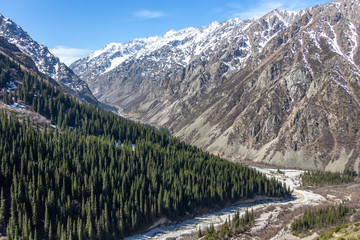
[74, 9, 304, 80]
[0, 13, 65, 79]
[278, 10, 299, 16]
[88, 19, 252, 75]
[88, 42, 126, 61]
[268, 9, 304, 28]
[0, 13, 93, 96]
[272, 11, 291, 27]
[331, 68, 352, 95]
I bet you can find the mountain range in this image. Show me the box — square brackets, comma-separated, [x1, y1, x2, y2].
[2, 2, 360, 239]
[0, 21, 290, 240]
[70, 0, 360, 172]
[1, 0, 359, 172]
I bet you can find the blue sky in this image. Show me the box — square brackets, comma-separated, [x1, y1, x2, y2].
[1, 0, 329, 65]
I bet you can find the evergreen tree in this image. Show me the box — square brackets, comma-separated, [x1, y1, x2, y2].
[0, 188, 8, 226]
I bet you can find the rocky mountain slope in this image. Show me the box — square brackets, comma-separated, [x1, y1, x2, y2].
[0, 36, 58, 85]
[71, 0, 360, 172]
[0, 13, 97, 104]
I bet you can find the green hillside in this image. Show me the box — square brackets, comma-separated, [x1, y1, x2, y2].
[0, 53, 291, 239]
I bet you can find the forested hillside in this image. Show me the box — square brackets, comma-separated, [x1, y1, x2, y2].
[0, 53, 291, 239]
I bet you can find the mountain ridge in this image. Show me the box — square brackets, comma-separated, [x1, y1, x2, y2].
[71, 9, 302, 99]
[0, 13, 98, 104]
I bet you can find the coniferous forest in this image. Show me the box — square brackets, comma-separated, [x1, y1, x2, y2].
[300, 170, 357, 186]
[0, 53, 291, 239]
[291, 204, 350, 233]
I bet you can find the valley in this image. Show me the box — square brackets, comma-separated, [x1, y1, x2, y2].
[0, 48, 291, 239]
[126, 167, 360, 240]
[71, 0, 360, 172]
[0, 0, 360, 239]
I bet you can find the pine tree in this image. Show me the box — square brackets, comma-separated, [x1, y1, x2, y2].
[198, 227, 203, 238]
[0, 188, 7, 226]
[3, 90, 8, 104]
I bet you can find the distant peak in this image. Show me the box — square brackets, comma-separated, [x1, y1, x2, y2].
[224, 18, 244, 25]
[163, 29, 177, 37]
[270, 8, 299, 16]
[209, 20, 220, 27]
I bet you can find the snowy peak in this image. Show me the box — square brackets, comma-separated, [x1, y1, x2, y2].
[74, 18, 246, 75]
[70, 7, 304, 100]
[268, 9, 303, 27]
[0, 13, 59, 78]
[0, 13, 98, 103]
[0, 14, 28, 41]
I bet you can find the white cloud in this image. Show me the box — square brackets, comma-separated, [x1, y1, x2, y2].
[227, 0, 325, 20]
[49, 46, 93, 66]
[134, 10, 165, 20]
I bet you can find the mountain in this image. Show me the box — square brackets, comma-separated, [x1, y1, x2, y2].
[0, 36, 59, 85]
[71, 0, 360, 172]
[0, 41, 291, 239]
[0, 13, 97, 104]
[71, 9, 301, 105]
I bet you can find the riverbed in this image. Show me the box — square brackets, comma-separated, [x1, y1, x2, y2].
[125, 167, 326, 240]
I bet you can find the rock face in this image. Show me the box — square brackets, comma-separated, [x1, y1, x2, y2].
[0, 14, 97, 104]
[72, 0, 360, 172]
[0, 36, 60, 87]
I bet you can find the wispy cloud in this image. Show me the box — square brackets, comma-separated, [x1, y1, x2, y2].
[134, 10, 165, 20]
[49, 46, 93, 65]
[227, 0, 325, 19]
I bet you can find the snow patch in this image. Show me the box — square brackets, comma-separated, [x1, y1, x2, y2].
[306, 29, 322, 50]
[10, 103, 26, 110]
[348, 21, 359, 61]
[320, 23, 360, 73]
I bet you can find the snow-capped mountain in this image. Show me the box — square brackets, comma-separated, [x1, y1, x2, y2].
[71, 9, 301, 96]
[72, 0, 360, 171]
[0, 13, 97, 103]
[72, 17, 251, 81]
